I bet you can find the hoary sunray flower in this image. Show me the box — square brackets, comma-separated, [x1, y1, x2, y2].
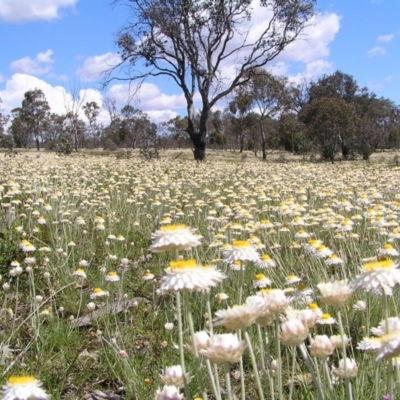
[285, 275, 301, 285]
[158, 260, 226, 293]
[199, 333, 246, 364]
[325, 254, 344, 266]
[72, 268, 87, 279]
[295, 229, 310, 239]
[223, 240, 260, 263]
[105, 271, 120, 282]
[143, 270, 155, 281]
[256, 254, 276, 268]
[2, 375, 49, 400]
[332, 358, 358, 378]
[352, 258, 400, 291]
[159, 365, 191, 388]
[313, 245, 333, 259]
[150, 224, 202, 252]
[279, 318, 309, 346]
[309, 335, 335, 359]
[317, 280, 353, 307]
[154, 385, 183, 400]
[378, 243, 399, 257]
[252, 273, 272, 288]
[214, 300, 260, 330]
[257, 289, 291, 315]
[90, 287, 110, 299]
[317, 313, 336, 325]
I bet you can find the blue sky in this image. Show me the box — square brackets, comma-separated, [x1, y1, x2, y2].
[0, 0, 399, 125]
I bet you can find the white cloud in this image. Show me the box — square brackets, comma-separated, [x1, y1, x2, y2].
[367, 46, 386, 57]
[10, 50, 55, 76]
[289, 59, 333, 85]
[378, 34, 394, 42]
[278, 13, 341, 63]
[0, 73, 187, 125]
[0, 74, 4, 83]
[0, 0, 78, 22]
[76, 53, 122, 82]
[105, 82, 188, 112]
[385, 75, 393, 83]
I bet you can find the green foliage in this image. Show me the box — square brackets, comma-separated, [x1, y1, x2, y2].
[56, 134, 73, 155]
[103, 138, 118, 151]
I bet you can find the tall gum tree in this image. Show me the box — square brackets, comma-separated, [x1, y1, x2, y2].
[108, 0, 316, 160]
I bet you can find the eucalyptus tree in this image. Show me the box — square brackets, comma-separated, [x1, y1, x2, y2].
[0, 97, 9, 137]
[110, 0, 316, 160]
[12, 89, 50, 150]
[83, 101, 100, 145]
[248, 70, 289, 159]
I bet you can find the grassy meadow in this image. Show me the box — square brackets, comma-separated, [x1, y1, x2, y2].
[1, 149, 400, 399]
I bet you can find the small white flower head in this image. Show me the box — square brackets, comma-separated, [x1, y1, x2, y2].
[317, 280, 353, 307]
[352, 258, 400, 292]
[159, 365, 191, 388]
[78, 260, 89, 267]
[158, 259, 226, 294]
[199, 333, 246, 364]
[353, 300, 367, 311]
[90, 288, 109, 299]
[143, 270, 155, 281]
[223, 240, 260, 263]
[285, 274, 301, 285]
[164, 322, 174, 331]
[72, 268, 87, 279]
[309, 335, 335, 359]
[378, 243, 399, 257]
[317, 313, 336, 325]
[279, 318, 309, 346]
[330, 334, 350, 350]
[1, 375, 49, 400]
[256, 254, 276, 268]
[332, 358, 358, 379]
[150, 224, 201, 252]
[105, 271, 120, 282]
[87, 302, 96, 312]
[154, 385, 183, 400]
[252, 273, 272, 289]
[215, 292, 229, 303]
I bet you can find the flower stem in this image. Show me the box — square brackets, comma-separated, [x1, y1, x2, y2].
[298, 343, 325, 400]
[225, 363, 233, 400]
[244, 331, 265, 400]
[275, 318, 283, 400]
[337, 310, 352, 400]
[176, 292, 190, 400]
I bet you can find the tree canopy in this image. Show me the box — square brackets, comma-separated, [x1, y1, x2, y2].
[110, 0, 317, 160]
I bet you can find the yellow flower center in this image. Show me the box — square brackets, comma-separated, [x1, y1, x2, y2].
[321, 313, 331, 320]
[76, 268, 85, 273]
[297, 284, 308, 291]
[232, 240, 251, 248]
[383, 244, 394, 250]
[169, 259, 196, 270]
[8, 376, 35, 385]
[261, 254, 271, 260]
[108, 272, 117, 277]
[255, 273, 266, 280]
[309, 303, 319, 310]
[287, 274, 297, 280]
[93, 288, 103, 293]
[363, 259, 395, 271]
[161, 224, 186, 231]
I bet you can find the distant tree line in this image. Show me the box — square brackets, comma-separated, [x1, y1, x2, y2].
[0, 70, 399, 161]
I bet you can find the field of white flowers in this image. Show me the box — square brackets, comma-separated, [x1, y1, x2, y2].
[1, 151, 400, 399]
